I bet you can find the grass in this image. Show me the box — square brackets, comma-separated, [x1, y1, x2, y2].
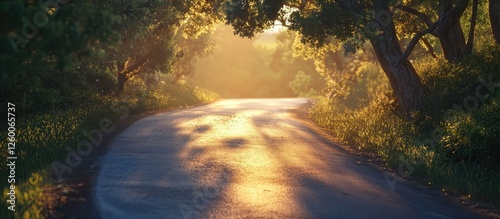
[309, 46, 500, 205]
[0, 83, 219, 219]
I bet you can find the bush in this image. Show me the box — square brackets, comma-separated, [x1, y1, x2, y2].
[440, 94, 500, 167]
[289, 70, 320, 97]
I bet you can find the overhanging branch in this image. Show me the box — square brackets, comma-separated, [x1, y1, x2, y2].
[395, 5, 438, 36]
[399, 24, 438, 63]
[421, 37, 437, 58]
[398, 0, 469, 63]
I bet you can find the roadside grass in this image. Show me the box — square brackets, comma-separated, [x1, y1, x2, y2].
[0, 84, 219, 219]
[309, 46, 500, 205]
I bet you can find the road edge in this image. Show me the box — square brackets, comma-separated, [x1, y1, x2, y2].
[290, 99, 499, 219]
[47, 102, 218, 219]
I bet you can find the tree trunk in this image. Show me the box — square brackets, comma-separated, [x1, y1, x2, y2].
[438, 0, 469, 61]
[439, 22, 467, 61]
[370, 41, 425, 115]
[116, 73, 127, 95]
[465, 0, 478, 55]
[370, 2, 425, 115]
[333, 51, 345, 71]
[491, 0, 500, 43]
[114, 53, 150, 95]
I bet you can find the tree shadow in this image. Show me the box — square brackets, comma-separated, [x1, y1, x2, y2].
[222, 138, 247, 148]
[95, 99, 481, 219]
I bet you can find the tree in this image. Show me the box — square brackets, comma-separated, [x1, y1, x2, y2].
[367, 2, 425, 115]
[270, 31, 323, 97]
[393, 0, 474, 61]
[393, 3, 440, 59]
[225, 0, 424, 115]
[491, 0, 500, 43]
[170, 31, 215, 82]
[465, 0, 479, 55]
[86, 0, 222, 94]
[437, 0, 469, 61]
[88, 0, 183, 94]
[0, 1, 119, 105]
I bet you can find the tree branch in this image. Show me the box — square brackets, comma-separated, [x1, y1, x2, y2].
[399, 0, 469, 63]
[465, 0, 478, 55]
[421, 37, 437, 58]
[399, 24, 439, 63]
[120, 51, 154, 78]
[438, 0, 470, 30]
[395, 5, 438, 36]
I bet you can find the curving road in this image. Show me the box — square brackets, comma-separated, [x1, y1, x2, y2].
[94, 98, 482, 219]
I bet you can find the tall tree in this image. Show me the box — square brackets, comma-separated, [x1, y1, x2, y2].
[437, 0, 469, 61]
[225, 0, 424, 115]
[87, 0, 222, 94]
[491, 0, 500, 43]
[368, 1, 424, 114]
[465, 0, 479, 55]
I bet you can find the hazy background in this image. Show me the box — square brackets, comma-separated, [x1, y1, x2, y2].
[189, 25, 325, 98]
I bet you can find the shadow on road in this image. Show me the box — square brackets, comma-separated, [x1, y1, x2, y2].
[95, 99, 482, 219]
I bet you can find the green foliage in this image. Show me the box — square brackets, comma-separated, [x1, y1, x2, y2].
[0, 80, 219, 218]
[269, 31, 324, 97]
[224, 0, 278, 37]
[441, 95, 500, 167]
[1, 0, 223, 106]
[0, 1, 120, 103]
[289, 70, 319, 97]
[123, 73, 220, 113]
[225, 0, 499, 114]
[289, 71, 310, 96]
[0, 95, 117, 218]
[418, 46, 500, 119]
[289, 1, 362, 47]
[341, 61, 389, 109]
[309, 47, 500, 203]
[1, 170, 53, 219]
[225, 0, 367, 47]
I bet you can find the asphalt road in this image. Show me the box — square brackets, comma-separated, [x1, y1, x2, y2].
[94, 98, 483, 219]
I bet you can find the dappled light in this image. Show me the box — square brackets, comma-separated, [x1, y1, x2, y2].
[95, 99, 479, 218]
[1, 0, 499, 218]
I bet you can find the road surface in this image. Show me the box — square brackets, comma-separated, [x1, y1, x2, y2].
[94, 98, 482, 219]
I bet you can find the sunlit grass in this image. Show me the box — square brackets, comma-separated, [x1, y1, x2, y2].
[0, 85, 219, 218]
[310, 96, 500, 203]
[1, 171, 57, 219]
[309, 47, 500, 204]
